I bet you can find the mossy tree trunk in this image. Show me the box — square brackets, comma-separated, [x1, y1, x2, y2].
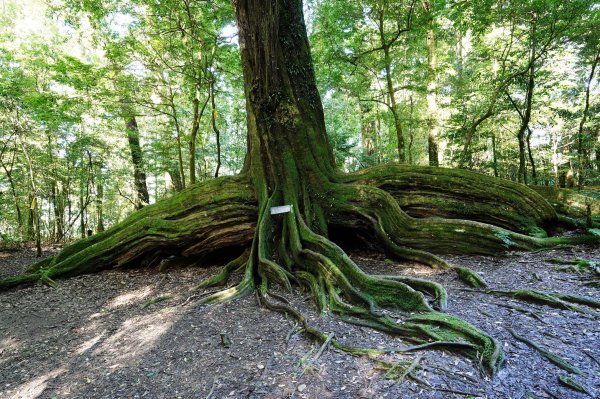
[3, 0, 599, 376]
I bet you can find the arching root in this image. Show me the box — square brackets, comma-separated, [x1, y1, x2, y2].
[0, 177, 257, 290]
[194, 249, 250, 290]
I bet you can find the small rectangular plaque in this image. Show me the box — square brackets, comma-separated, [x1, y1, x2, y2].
[270, 205, 292, 215]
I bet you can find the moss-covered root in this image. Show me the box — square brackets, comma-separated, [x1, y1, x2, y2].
[0, 177, 257, 291]
[456, 267, 488, 288]
[558, 375, 593, 396]
[479, 289, 600, 312]
[331, 183, 599, 257]
[259, 291, 503, 375]
[508, 328, 582, 375]
[344, 164, 557, 233]
[0, 272, 42, 290]
[195, 249, 250, 290]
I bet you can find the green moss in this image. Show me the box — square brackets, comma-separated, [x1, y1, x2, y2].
[456, 267, 488, 288]
[527, 226, 548, 238]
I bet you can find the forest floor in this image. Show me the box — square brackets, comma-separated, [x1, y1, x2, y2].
[0, 244, 599, 399]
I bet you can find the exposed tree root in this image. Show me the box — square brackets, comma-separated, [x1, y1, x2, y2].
[0, 177, 257, 290]
[467, 289, 600, 312]
[548, 258, 599, 276]
[2, 165, 598, 378]
[344, 164, 557, 234]
[558, 375, 592, 396]
[508, 328, 583, 375]
[456, 267, 488, 288]
[492, 301, 545, 322]
[195, 249, 250, 290]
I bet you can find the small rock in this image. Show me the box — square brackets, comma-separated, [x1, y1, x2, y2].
[257, 364, 264, 370]
[297, 384, 306, 392]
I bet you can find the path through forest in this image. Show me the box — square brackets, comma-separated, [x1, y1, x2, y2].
[0, 246, 599, 399]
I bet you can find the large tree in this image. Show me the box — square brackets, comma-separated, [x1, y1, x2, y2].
[2, 0, 598, 374]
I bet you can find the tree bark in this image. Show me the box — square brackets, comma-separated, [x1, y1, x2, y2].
[359, 102, 376, 157]
[96, 179, 105, 233]
[422, 0, 439, 166]
[167, 87, 187, 190]
[51, 182, 65, 241]
[516, 23, 536, 184]
[577, 45, 600, 188]
[211, 78, 222, 178]
[188, 83, 210, 185]
[124, 114, 150, 209]
[0, 148, 23, 233]
[374, 8, 406, 163]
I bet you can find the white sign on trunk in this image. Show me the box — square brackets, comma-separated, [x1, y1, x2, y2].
[270, 205, 292, 215]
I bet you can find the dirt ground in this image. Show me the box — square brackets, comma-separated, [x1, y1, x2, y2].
[0, 245, 599, 399]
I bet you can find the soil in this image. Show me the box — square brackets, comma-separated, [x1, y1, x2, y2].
[1, 245, 599, 399]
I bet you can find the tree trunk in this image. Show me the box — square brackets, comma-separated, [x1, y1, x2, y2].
[359, 102, 376, 157]
[526, 127, 537, 184]
[516, 24, 536, 184]
[96, 179, 105, 233]
[458, 104, 496, 168]
[408, 96, 415, 164]
[167, 87, 187, 190]
[377, 13, 405, 162]
[422, 0, 439, 166]
[51, 182, 64, 241]
[188, 76, 211, 185]
[577, 46, 600, 188]
[79, 190, 86, 239]
[168, 167, 184, 191]
[211, 78, 222, 178]
[31, 197, 42, 257]
[124, 114, 150, 209]
[0, 151, 23, 234]
[491, 133, 499, 178]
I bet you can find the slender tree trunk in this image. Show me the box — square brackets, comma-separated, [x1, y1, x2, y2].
[168, 167, 184, 191]
[0, 150, 23, 232]
[459, 104, 496, 168]
[167, 87, 187, 190]
[30, 197, 42, 257]
[408, 96, 415, 164]
[516, 26, 536, 184]
[526, 127, 536, 184]
[189, 85, 200, 185]
[51, 182, 65, 241]
[189, 83, 211, 185]
[211, 78, 222, 178]
[96, 179, 104, 233]
[79, 185, 86, 239]
[377, 13, 405, 162]
[27, 195, 34, 241]
[124, 114, 150, 209]
[491, 133, 499, 177]
[422, 0, 439, 166]
[359, 102, 375, 156]
[577, 46, 600, 188]
[19, 136, 41, 255]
